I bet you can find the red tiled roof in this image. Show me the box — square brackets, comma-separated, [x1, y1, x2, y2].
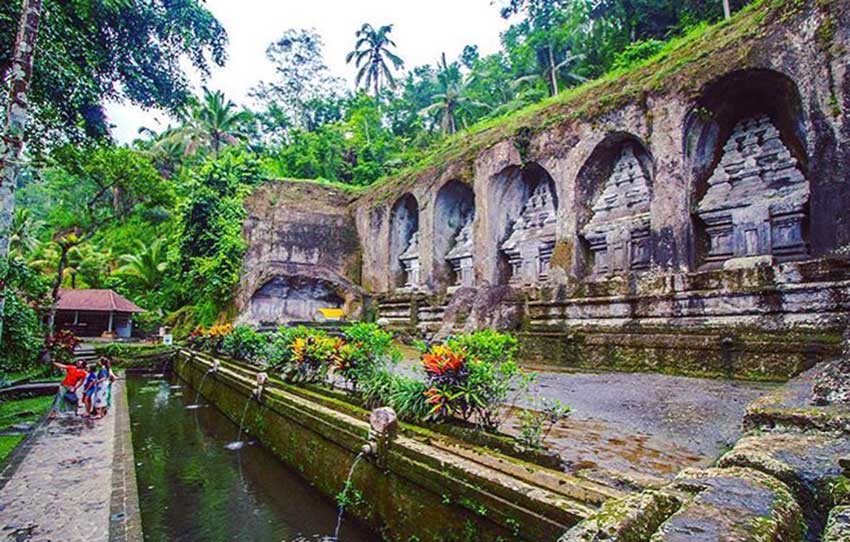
[56, 289, 145, 313]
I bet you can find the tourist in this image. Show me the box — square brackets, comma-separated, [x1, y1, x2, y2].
[50, 359, 87, 417]
[93, 358, 115, 418]
[104, 358, 117, 411]
[82, 364, 99, 417]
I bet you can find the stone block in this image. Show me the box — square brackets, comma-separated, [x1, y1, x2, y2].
[559, 490, 681, 542]
[650, 467, 804, 542]
[718, 431, 850, 524]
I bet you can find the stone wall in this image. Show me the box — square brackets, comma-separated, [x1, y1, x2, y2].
[236, 181, 364, 326]
[238, 1, 850, 376]
[174, 352, 611, 542]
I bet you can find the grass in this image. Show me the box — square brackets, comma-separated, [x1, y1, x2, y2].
[0, 435, 25, 463]
[0, 395, 52, 463]
[0, 396, 53, 431]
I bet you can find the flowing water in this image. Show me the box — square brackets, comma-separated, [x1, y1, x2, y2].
[333, 452, 365, 541]
[225, 396, 253, 451]
[185, 371, 211, 410]
[127, 375, 379, 542]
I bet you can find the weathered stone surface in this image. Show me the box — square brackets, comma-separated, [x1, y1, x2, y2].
[745, 363, 850, 434]
[582, 144, 652, 276]
[717, 431, 850, 536]
[399, 231, 422, 290]
[237, 181, 364, 326]
[445, 218, 474, 289]
[697, 116, 809, 266]
[823, 506, 850, 542]
[500, 182, 557, 286]
[812, 330, 850, 405]
[650, 467, 804, 542]
[559, 490, 681, 542]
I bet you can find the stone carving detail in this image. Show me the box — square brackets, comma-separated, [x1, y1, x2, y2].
[445, 218, 474, 289]
[697, 115, 809, 265]
[500, 183, 557, 285]
[582, 144, 653, 275]
[399, 232, 421, 290]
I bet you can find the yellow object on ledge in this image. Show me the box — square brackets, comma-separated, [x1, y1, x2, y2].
[317, 308, 345, 322]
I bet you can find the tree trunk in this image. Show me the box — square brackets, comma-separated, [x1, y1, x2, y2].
[0, 0, 43, 339]
[47, 244, 70, 337]
[547, 44, 559, 97]
[722, 0, 732, 20]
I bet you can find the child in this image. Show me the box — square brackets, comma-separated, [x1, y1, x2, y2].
[82, 364, 98, 417]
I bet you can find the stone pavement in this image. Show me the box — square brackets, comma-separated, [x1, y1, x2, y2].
[0, 381, 128, 542]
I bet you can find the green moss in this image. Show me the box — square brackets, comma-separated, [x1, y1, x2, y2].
[0, 434, 25, 463]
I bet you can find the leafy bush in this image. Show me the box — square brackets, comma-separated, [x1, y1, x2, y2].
[333, 323, 398, 391]
[360, 367, 430, 422]
[423, 331, 530, 429]
[611, 38, 665, 72]
[284, 329, 337, 383]
[516, 399, 571, 450]
[0, 258, 49, 372]
[220, 325, 268, 364]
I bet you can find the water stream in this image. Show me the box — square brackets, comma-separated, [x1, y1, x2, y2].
[127, 374, 378, 542]
[225, 396, 253, 451]
[334, 452, 366, 541]
[185, 370, 211, 410]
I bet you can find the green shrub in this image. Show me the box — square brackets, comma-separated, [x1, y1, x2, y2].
[424, 332, 531, 429]
[516, 399, 571, 450]
[611, 38, 665, 72]
[361, 367, 429, 422]
[334, 323, 399, 391]
[220, 325, 268, 365]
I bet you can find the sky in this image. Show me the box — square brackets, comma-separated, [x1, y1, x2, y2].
[104, 0, 512, 143]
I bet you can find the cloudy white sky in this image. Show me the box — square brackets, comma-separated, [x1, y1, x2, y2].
[105, 0, 512, 143]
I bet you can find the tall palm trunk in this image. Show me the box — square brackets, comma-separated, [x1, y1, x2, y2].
[0, 0, 43, 339]
[46, 243, 70, 337]
[722, 0, 732, 20]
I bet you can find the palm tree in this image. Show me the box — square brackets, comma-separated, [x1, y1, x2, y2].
[722, 0, 731, 19]
[513, 48, 586, 97]
[167, 88, 251, 158]
[420, 54, 490, 136]
[346, 23, 404, 96]
[115, 239, 168, 292]
[8, 208, 42, 258]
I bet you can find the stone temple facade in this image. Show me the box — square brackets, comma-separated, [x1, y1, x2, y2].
[581, 144, 652, 275]
[237, 2, 850, 379]
[697, 115, 810, 266]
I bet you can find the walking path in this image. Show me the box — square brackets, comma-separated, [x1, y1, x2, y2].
[0, 380, 141, 542]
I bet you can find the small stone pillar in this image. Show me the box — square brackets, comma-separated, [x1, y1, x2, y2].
[364, 407, 398, 469]
[445, 218, 474, 290]
[399, 232, 421, 291]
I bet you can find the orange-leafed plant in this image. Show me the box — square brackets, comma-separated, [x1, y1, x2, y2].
[421, 345, 466, 377]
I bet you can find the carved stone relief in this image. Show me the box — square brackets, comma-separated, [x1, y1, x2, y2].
[697, 115, 809, 265]
[582, 144, 653, 275]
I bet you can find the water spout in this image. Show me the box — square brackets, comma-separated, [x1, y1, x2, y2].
[333, 452, 365, 541]
[361, 407, 398, 469]
[226, 392, 254, 451]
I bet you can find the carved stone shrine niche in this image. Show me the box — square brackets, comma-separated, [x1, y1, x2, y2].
[696, 115, 809, 265]
[500, 182, 557, 286]
[581, 144, 653, 275]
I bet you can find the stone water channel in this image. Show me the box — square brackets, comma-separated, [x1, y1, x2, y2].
[126, 374, 379, 542]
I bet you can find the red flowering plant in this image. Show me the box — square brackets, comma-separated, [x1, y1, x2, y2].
[46, 330, 81, 364]
[421, 331, 532, 429]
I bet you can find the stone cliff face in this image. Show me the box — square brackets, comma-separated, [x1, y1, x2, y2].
[236, 181, 364, 326]
[238, 1, 850, 378]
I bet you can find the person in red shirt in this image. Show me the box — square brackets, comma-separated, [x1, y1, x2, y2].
[50, 359, 87, 417]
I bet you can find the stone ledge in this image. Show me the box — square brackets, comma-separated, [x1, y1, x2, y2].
[650, 467, 804, 542]
[717, 431, 850, 538]
[823, 505, 850, 542]
[558, 490, 683, 542]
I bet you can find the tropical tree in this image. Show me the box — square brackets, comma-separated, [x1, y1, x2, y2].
[116, 239, 168, 292]
[512, 48, 586, 96]
[9, 208, 42, 258]
[345, 23, 404, 96]
[175, 89, 252, 158]
[420, 54, 490, 136]
[0, 0, 42, 341]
